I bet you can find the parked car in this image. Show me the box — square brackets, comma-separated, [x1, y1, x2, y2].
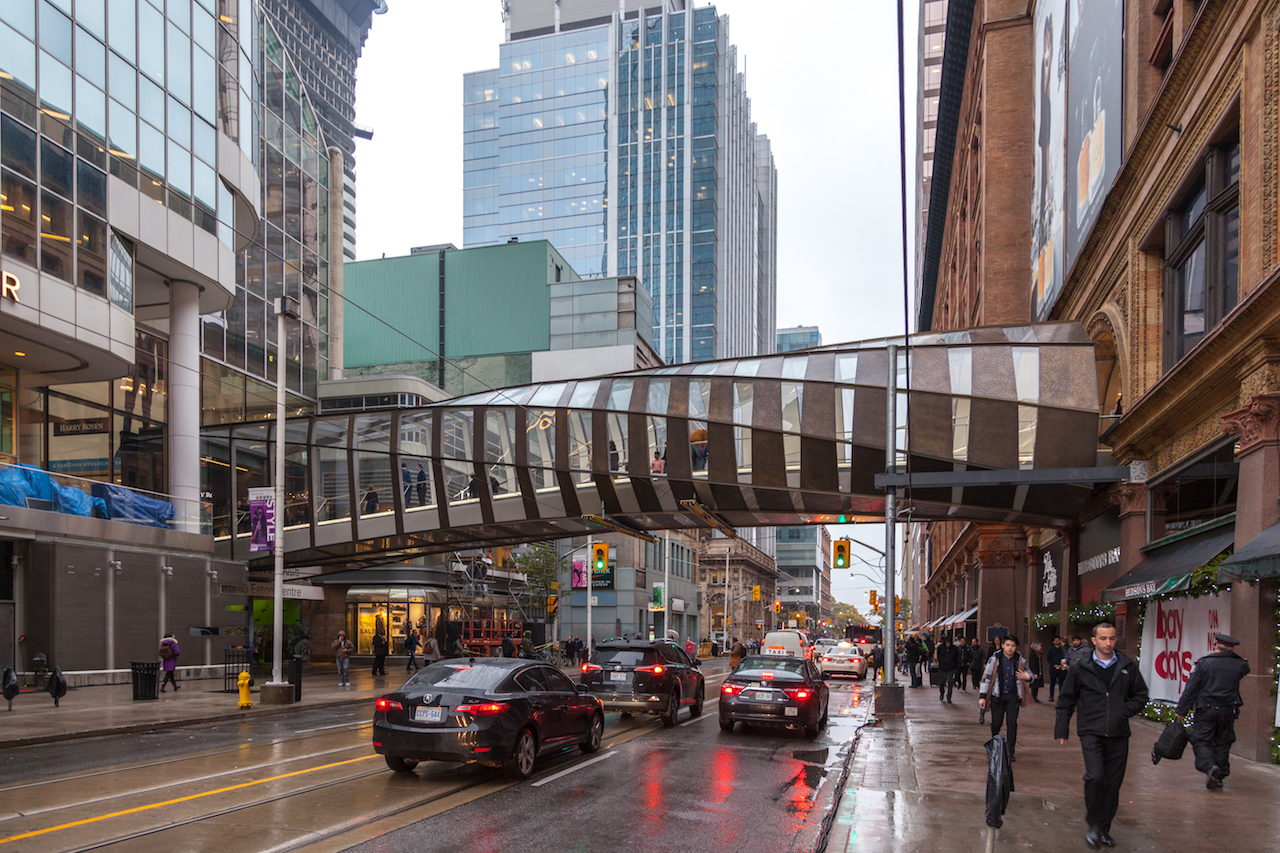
[761, 629, 813, 659]
[818, 641, 869, 679]
[373, 658, 604, 780]
[719, 654, 829, 738]
[580, 639, 706, 726]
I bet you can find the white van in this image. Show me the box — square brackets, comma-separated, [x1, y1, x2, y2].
[761, 630, 812, 659]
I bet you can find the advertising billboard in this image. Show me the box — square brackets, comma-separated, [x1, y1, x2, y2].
[1065, 0, 1124, 270]
[1031, 0, 1067, 320]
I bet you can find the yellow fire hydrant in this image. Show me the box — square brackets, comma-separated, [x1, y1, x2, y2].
[237, 670, 253, 709]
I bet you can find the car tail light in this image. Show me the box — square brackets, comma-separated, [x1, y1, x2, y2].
[721, 683, 745, 695]
[581, 663, 602, 672]
[783, 687, 812, 701]
[454, 702, 510, 716]
[635, 665, 665, 675]
[375, 698, 403, 711]
[822, 657, 832, 663]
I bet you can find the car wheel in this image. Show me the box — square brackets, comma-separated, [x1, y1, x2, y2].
[504, 727, 537, 780]
[662, 689, 680, 727]
[384, 755, 419, 773]
[719, 718, 734, 732]
[580, 712, 604, 754]
[689, 683, 705, 717]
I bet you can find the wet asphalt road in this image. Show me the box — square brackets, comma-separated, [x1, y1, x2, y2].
[0, 674, 871, 852]
[345, 677, 874, 853]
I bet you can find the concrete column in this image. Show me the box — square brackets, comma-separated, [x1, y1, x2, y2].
[975, 548, 1020, 642]
[1059, 527, 1077, 640]
[1111, 483, 1150, 575]
[169, 280, 202, 533]
[327, 147, 345, 380]
[1220, 395, 1280, 761]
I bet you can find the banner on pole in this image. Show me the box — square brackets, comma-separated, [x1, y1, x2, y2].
[248, 487, 275, 553]
[1138, 593, 1229, 703]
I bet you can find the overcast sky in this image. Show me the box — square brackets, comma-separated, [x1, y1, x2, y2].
[353, 0, 921, 613]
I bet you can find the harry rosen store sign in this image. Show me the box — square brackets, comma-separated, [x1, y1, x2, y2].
[1139, 594, 1229, 703]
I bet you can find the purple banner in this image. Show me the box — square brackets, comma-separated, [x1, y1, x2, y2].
[248, 487, 275, 553]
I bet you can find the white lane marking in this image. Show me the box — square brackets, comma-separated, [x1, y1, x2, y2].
[679, 701, 720, 726]
[529, 750, 617, 787]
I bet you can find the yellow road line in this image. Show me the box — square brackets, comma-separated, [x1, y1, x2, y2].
[0, 754, 378, 845]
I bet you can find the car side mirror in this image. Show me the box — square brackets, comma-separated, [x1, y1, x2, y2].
[692, 658, 701, 668]
[575, 683, 589, 694]
[822, 671, 831, 679]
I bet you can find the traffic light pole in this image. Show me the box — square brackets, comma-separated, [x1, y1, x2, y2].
[586, 535, 592, 660]
[883, 343, 898, 688]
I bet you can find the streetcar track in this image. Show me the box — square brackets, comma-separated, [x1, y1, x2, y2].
[0, 719, 374, 795]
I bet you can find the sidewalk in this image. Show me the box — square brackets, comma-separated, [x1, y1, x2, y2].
[828, 682, 1280, 852]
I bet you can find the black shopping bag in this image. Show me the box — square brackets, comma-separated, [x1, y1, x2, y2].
[1151, 721, 1190, 764]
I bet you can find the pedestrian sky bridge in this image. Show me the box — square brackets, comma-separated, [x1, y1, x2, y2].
[204, 322, 1110, 568]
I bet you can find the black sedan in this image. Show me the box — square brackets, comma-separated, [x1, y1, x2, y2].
[373, 658, 604, 779]
[718, 655, 829, 738]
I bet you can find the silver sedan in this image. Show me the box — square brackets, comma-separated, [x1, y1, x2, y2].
[818, 643, 868, 679]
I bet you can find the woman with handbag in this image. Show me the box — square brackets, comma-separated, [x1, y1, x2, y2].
[978, 635, 1033, 760]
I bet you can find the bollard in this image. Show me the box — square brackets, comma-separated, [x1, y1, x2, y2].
[290, 654, 302, 702]
[238, 670, 253, 709]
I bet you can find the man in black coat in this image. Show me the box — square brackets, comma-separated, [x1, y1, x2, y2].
[1055, 622, 1149, 850]
[936, 636, 961, 703]
[1175, 633, 1250, 790]
[1047, 636, 1067, 700]
[371, 631, 388, 675]
[904, 636, 924, 687]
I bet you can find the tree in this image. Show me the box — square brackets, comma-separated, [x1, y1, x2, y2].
[513, 542, 568, 620]
[831, 601, 868, 624]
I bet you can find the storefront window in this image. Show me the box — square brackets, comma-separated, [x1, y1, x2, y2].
[345, 586, 442, 654]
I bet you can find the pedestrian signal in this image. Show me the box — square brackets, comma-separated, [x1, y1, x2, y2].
[593, 543, 609, 572]
[752, 585, 760, 601]
[833, 539, 851, 569]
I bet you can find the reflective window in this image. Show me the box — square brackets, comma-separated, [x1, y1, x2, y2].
[0, 21, 37, 91]
[2, 0, 37, 39]
[137, 0, 163, 83]
[40, 1, 72, 65]
[40, 189, 74, 280]
[39, 51, 73, 115]
[107, 0, 135, 62]
[1, 169, 39, 265]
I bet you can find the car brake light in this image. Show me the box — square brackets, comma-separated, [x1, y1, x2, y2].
[822, 657, 832, 663]
[454, 702, 510, 716]
[375, 698, 403, 711]
[635, 665, 665, 675]
[783, 687, 812, 700]
[721, 683, 745, 695]
[582, 663, 602, 672]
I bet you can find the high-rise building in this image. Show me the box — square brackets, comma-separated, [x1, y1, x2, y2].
[463, 0, 777, 364]
[913, 0, 947, 319]
[260, 0, 383, 262]
[776, 325, 821, 353]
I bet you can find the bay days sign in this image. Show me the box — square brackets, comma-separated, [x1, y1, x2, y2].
[1138, 593, 1229, 703]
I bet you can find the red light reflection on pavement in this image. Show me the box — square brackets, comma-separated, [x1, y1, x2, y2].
[709, 746, 737, 804]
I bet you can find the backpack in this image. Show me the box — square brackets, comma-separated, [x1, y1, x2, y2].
[158, 642, 173, 660]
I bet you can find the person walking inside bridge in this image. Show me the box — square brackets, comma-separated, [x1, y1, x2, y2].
[1175, 633, 1250, 791]
[1055, 622, 1149, 849]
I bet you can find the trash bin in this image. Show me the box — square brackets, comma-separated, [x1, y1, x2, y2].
[289, 654, 303, 702]
[130, 660, 160, 701]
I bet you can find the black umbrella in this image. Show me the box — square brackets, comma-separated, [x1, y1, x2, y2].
[984, 733, 1014, 828]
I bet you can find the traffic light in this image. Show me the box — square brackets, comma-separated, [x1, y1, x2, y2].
[752, 585, 760, 601]
[869, 590, 878, 609]
[546, 595, 558, 618]
[833, 539, 851, 569]
[894, 595, 900, 611]
[592, 542, 609, 572]
[774, 600, 782, 614]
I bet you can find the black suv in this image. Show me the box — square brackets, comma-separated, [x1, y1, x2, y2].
[580, 640, 706, 726]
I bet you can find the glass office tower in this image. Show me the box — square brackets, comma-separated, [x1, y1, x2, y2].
[463, 1, 776, 364]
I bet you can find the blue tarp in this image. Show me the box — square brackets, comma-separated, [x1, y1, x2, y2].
[91, 482, 175, 528]
[0, 465, 172, 527]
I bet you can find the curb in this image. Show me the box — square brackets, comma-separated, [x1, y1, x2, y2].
[0, 694, 376, 750]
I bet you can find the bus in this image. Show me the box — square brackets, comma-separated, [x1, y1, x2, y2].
[844, 623, 882, 653]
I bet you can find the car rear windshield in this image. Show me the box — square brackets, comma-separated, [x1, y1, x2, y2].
[735, 657, 807, 680]
[592, 648, 653, 668]
[406, 662, 511, 691]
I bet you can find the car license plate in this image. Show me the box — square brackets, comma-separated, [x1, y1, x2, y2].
[748, 690, 774, 702]
[784, 707, 799, 716]
[414, 706, 443, 723]
[609, 672, 628, 682]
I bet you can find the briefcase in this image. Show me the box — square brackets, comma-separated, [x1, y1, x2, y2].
[1151, 721, 1190, 764]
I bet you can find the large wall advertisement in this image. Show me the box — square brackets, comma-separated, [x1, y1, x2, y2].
[1032, 0, 1125, 320]
[1031, 0, 1067, 320]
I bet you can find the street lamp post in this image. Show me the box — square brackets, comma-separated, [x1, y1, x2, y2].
[269, 296, 299, 691]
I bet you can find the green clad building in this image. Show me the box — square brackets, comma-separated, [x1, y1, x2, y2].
[343, 241, 659, 395]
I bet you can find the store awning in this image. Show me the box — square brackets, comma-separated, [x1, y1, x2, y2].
[947, 605, 979, 628]
[1101, 529, 1234, 602]
[1220, 520, 1280, 580]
